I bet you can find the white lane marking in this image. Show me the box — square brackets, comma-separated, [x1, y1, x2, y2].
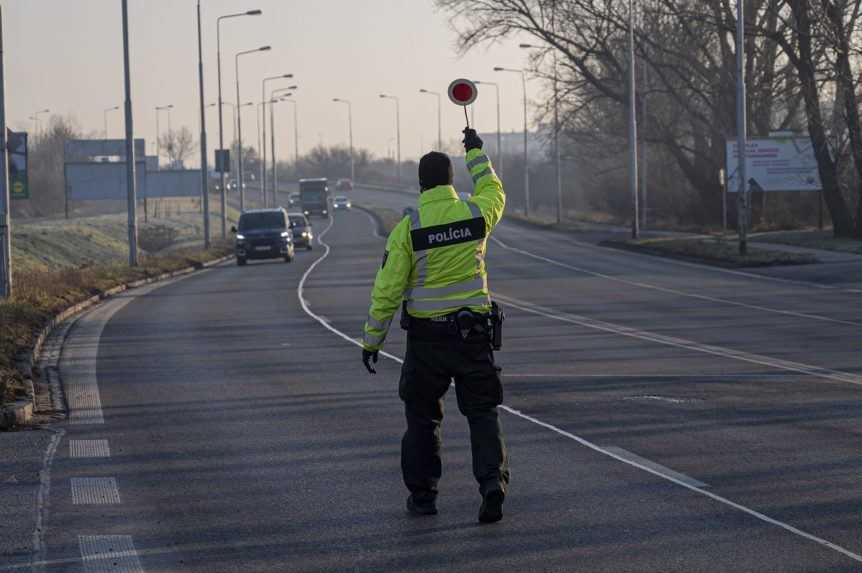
[70, 440, 111, 459]
[359, 207, 385, 239]
[623, 395, 694, 404]
[31, 428, 64, 573]
[71, 477, 121, 505]
[489, 236, 862, 327]
[496, 293, 862, 387]
[496, 223, 846, 292]
[293, 213, 862, 564]
[499, 404, 862, 563]
[602, 446, 709, 487]
[79, 535, 144, 573]
[505, 373, 790, 378]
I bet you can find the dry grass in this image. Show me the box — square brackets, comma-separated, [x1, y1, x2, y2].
[0, 243, 233, 408]
[751, 230, 862, 255]
[606, 236, 818, 268]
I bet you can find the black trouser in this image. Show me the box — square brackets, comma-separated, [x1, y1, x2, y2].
[399, 319, 509, 500]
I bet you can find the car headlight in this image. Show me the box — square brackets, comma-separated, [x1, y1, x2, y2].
[281, 231, 290, 238]
[302, 232, 309, 237]
[322, 209, 328, 215]
[304, 210, 309, 215]
[236, 234, 245, 240]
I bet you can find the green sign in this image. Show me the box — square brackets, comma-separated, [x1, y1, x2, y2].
[8, 131, 28, 200]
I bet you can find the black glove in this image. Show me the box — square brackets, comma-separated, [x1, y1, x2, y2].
[462, 128, 483, 152]
[362, 349, 379, 374]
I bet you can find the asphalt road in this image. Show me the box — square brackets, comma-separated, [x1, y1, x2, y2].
[9, 185, 862, 572]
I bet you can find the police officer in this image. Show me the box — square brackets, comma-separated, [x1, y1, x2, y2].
[361, 128, 509, 524]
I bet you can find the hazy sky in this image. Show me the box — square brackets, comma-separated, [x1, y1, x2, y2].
[5, 0, 536, 164]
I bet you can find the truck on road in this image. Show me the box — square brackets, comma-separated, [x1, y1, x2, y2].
[299, 178, 330, 217]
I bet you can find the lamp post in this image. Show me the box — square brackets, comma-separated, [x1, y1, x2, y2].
[121, 0, 137, 266]
[103, 105, 119, 139]
[155, 104, 173, 168]
[379, 94, 401, 184]
[418, 89, 442, 151]
[282, 98, 299, 170]
[735, 0, 748, 255]
[216, 8, 261, 236]
[474, 81, 502, 178]
[261, 73, 293, 206]
[0, 5, 11, 297]
[519, 42, 563, 224]
[196, 0, 210, 248]
[235, 45, 271, 211]
[32, 108, 49, 137]
[627, 0, 640, 239]
[332, 98, 354, 182]
[494, 66, 529, 217]
[269, 95, 291, 206]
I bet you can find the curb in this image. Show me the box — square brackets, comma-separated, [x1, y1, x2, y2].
[600, 239, 819, 269]
[352, 205, 390, 238]
[0, 253, 234, 430]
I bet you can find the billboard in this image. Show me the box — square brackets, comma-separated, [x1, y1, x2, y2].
[64, 139, 146, 160]
[8, 130, 28, 200]
[726, 137, 822, 192]
[65, 161, 147, 200]
[145, 170, 202, 198]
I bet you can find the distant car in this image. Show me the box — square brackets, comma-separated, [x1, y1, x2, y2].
[287, 191, 300, 207]
[335, 178, 353, 192]
[288, 212, 314, 250]
[333, 195, 352, 210]
[232, 208, 295, 266]
[402, 206, 416, 218]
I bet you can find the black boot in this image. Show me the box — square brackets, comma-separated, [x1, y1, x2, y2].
[406, 494, 438, 516]
[478, 490, 504, 524]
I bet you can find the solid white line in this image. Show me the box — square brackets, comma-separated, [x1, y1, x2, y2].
[505, 373, 791, 379]
[496, 293, 862, 387]
[602, 446, 709, 488]
[31, 428, 64, 573]
[295, 213, 862, 564]
[489, 236, 862, 327]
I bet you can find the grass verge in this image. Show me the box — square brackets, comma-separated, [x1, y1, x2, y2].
[603, 236, 819, 268]
[1, 242, 233, 409]
[356, 205, 404, 236]
[751, 230, 862, 255]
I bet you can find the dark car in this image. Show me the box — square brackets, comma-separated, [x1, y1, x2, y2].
[288, 212, 314, 250]
[232, 208, 295, 266]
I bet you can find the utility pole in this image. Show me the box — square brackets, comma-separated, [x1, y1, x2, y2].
[196, 0, 210, 248]
[736, 0, 749, 255]
[0, 6, 11, 297]
[628, 0, 640, 239]
[380, 94, 401, 184]
[333, 98, 354, 182]
[121, 0, 138, 266]
[641, 57, 648, 231]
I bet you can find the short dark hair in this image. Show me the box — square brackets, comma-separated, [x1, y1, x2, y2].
[418, 151, 453, 190]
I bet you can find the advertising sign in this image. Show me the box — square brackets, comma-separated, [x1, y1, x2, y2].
[726, 137, 821, 192]
[8, 130, 28, 200]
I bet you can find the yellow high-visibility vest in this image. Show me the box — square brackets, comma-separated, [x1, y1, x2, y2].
[362, 149, 505, 351]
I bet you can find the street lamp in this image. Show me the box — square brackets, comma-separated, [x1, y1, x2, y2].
[32, 108, 49, 137]
[474, 81, 502, 178]
[196, 0, 210, 248]
[269, 95, 291, 206]
[520, 42, 563, 224]
[494, 66, 530, 217]
[379, 94, 401, 184]
[216, 8, 262, 237]
[261, 73, 293, 205]
[235, 45, 271, 211]
[418, 89, 442, 151]
[332, 98, 354, 183]
[103, 106, 119, 140]
[281, 98, 299, 170]
[155, 104, 173, 168]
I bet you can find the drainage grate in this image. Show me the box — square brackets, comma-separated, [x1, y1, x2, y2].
[71, 477, 120, 505]
[79, 535, 143, 573]
[70, 440, 111, 459]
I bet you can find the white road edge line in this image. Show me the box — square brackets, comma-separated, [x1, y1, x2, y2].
[602, 446, 709, 488]
[489, 236, 862, 327]
[31, 428, 64, 573]
[496, 293, 862, 387]
[296, 213, 862, 564]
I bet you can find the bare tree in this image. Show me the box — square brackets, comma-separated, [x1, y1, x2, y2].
[158, 126, 196, 168]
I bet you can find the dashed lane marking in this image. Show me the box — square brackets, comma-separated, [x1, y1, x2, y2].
[489, 236, 862, 327]
[294, 212, 862, 564]
[495, 292, 862, 387]
[602, 446, 709, 488]
[70, 440, 111, 459]
[79, 535, 144, 573]
[71, 477, 121, 505]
